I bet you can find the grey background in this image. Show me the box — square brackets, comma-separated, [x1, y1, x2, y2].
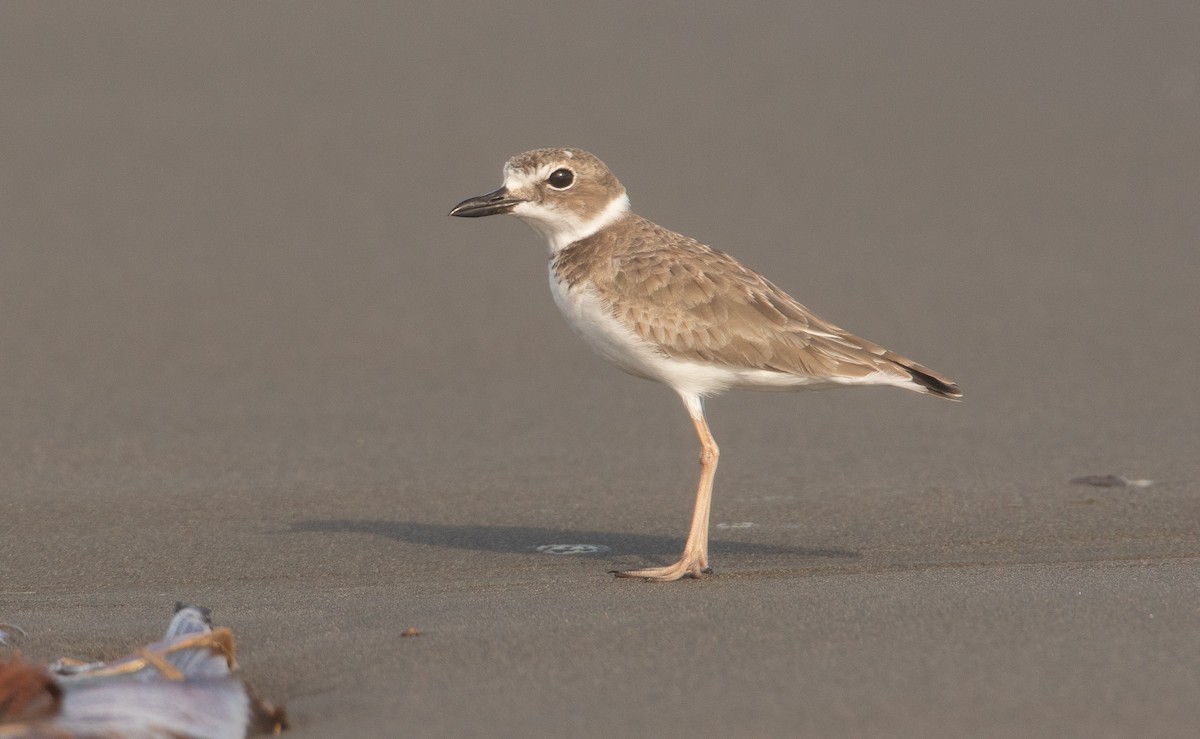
[2, 2, 1198, 737]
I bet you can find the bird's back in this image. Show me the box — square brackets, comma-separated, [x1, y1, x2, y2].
[553, 214, 961, 400]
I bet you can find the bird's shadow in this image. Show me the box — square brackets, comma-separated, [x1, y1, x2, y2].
[288, 518, 859, 562]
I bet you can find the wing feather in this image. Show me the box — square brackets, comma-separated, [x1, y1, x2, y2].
[553, 215, 959, 396]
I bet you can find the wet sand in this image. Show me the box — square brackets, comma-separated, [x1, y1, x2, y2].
[2, 3, 1198, 737]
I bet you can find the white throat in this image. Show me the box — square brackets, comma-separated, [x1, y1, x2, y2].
[511, 193, 630, 255]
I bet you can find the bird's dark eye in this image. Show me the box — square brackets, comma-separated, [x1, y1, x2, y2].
[547, 168, 574, 189]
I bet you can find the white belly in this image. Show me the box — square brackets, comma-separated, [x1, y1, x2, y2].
[550, 269, 755, 398]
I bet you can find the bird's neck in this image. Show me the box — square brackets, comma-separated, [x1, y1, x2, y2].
[519, 193, 631, 255]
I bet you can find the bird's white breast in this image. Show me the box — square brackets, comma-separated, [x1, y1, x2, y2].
[547, 268, 755, 398]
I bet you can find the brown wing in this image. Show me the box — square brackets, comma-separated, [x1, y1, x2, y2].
[555, 215, 960, 397]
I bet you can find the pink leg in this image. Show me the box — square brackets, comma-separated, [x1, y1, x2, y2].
[616, 396, 719, 581]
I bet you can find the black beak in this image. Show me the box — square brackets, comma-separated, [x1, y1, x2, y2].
[448, 187, 524, 218]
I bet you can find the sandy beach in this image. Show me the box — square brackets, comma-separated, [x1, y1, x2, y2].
[2, 3, 1198, 736]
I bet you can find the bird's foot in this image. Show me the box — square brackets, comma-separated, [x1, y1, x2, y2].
[613, 555, 712, 582]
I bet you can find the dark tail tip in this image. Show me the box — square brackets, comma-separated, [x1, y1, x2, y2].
[906, 365, 962, 400]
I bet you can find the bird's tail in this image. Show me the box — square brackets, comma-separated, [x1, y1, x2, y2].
[891, 355, 962, 400]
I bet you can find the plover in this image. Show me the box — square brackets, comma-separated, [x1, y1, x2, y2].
[450, 148, 961, 581]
